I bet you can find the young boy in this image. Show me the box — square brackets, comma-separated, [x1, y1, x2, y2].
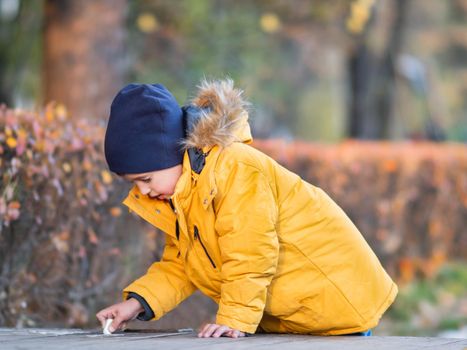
[96, 79, 397, 338]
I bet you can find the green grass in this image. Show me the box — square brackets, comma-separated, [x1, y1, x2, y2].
[380, 261, 467, 336]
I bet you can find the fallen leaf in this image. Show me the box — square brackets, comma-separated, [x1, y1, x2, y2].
[101, 170, 113, 184]
[382, 159, 398, 173]
[17, 128, 27, 140]
[6, 137, 17, 148]
[4, 126, 12, 137]
[110, 207, 122, 217]
[87, 228, 99, 245]
[55, 104, 68, 120]
[62, 162, 72, 173]
[8, 201, 21, 209]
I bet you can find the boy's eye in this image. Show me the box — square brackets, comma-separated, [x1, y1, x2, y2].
[142, 178, 151, 183]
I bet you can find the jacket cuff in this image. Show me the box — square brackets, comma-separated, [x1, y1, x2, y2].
[123, 285, 165, 321]
[126, 292, 155, 321]
[216, 314, 259, 334]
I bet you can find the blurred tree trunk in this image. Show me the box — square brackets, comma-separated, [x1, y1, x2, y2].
[348, 0, 409, 139]
[43, 0, 128, 120]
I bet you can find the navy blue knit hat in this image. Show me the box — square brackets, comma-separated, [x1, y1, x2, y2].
[104, 83, 184, 174]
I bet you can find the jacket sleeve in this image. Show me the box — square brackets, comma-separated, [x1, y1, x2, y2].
[214, 161, 279, 334]
[122, 233, 197, 321]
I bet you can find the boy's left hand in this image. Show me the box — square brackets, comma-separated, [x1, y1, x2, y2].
[198, 323, 246, 338]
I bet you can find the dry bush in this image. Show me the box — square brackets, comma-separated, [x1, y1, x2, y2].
[0, 104, 156, 327]
[1, 105, 465, 328]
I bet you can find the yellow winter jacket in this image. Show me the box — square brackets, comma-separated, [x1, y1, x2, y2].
[121, 80, 398, 335]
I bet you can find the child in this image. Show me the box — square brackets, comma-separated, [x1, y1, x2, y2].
[96, 79, 397, 338]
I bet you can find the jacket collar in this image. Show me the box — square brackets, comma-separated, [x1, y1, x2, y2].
[176, 145, 220, 210]
[122, 186, 177, 239]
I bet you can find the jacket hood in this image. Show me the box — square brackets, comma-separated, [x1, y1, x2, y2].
[182, 79, 252, 150]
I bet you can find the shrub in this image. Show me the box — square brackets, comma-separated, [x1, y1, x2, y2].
[1, 105, 466, 328]
[0, 104, 153, 327]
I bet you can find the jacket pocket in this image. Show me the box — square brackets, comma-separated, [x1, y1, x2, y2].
[194, 225, 217, 269]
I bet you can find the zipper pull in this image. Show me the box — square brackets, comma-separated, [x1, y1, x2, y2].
[194, 226, 198, 240]
[169, 199, 180, 240]
[168, 198, 177, 213]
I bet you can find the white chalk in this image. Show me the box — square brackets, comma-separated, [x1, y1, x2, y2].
[103, 318, 114, 335]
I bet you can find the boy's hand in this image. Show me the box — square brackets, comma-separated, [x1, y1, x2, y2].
[96, 298, 144, 333]
[198, 323, 246, 338]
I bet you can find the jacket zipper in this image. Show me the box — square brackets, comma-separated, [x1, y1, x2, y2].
[168, 198, 181, 258]
[168, 199, 180, 241]
[194, 225, 216, 269]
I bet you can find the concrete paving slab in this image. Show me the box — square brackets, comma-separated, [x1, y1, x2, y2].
[0, 328, 465, 350]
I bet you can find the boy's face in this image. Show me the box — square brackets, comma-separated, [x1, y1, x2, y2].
[123, 165, 182, 200]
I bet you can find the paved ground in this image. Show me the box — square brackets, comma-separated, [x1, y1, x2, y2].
[0, 328, 466, 350]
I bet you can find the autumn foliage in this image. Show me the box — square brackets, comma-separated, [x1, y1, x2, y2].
[0, 104, 149, 327]
[0, 105, 466, 328]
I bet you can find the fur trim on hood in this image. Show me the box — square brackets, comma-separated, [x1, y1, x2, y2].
[181, 79, 252, 150]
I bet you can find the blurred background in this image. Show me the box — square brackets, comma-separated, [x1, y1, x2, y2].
[0, 0, 466, 337]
